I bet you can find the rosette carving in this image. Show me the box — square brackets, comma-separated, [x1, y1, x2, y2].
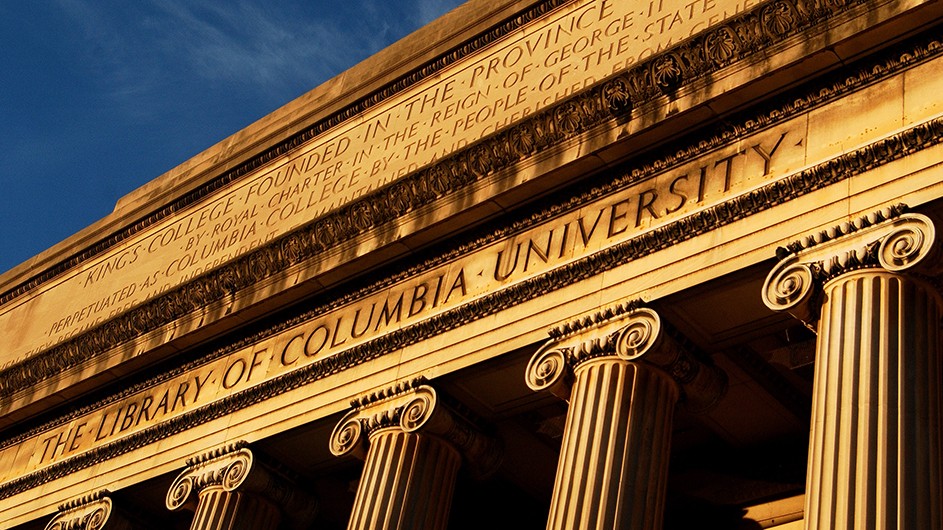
[427, 164, 452, 195]
[764, 207, 941, 325]
[761, 0, 797, 37]
[705, 26, 740, 65]
[508, 124, 536, 157]
[469, 144, 496, 176]
[601, 77, 631, 113]
[554, 101, 584, 134]
[652, 53, 684, 93]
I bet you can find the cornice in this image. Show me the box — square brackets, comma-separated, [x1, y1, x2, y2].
[3, 19, 943, 455]
[0, 0, 574, 306]
[3, 102, 941, 500]
[2, 10, 943, 499]
[0, 0, 890, 396]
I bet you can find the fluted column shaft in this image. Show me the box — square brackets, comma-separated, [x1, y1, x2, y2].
[761, 207, 943, 530]
[347, 428, 461, 530]
[547, 358, 678, 530]
[526, 305, 725, 530]
[189, 487, 281, 530]
[331, 379, 501, 530]
[804, 270, 943, 529]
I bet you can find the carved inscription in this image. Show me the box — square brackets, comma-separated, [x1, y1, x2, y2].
[0, 0, 764, 371]
[0, 121, 803, 481]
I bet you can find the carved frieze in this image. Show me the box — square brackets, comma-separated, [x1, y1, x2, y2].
[3, 20, 943, 501]
[0, 0, 885, 398]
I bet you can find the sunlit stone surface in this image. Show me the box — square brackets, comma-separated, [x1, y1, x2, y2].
[3, 0, 943, 528]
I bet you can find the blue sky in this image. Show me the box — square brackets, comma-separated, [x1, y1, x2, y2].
[0, 0, 465, 275]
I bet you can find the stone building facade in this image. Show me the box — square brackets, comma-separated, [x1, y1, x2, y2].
[1, 0, 942, 528]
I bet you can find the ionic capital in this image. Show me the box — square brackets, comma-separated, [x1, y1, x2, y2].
[526, 303, 726, 412]
[45, 491, 132, 530]
[330, 378, 502, 479]
[762, 205, 942, 325]
[165, 441, 317, 529]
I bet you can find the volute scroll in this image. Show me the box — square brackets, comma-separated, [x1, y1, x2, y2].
[45, 491, 135, 530]
[763, 206, 943, 326]
[166, 442, 318, 529]
[761, 259, 817, 324]
[614, 308, 663, 362]
[528, 304, 727, 413]
[331, 379, 503, 480]
[525, 344, 573, 401]
[329, 409, 368, 459]
[877, 214, 939, 272]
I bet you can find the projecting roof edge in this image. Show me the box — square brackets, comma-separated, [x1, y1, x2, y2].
[4, 90, 943, 503]
[0, 0, 539, 294]
[4, 25, 943, 447]
[0, 0, 935, 413]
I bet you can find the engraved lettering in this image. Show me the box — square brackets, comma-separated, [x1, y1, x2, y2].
[751, 132, 787, 175]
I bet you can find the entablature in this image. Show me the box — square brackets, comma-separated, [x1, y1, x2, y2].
[3, 0, 938, 426]
[2, 22, 943, 521]
[3, 5, 943, 525]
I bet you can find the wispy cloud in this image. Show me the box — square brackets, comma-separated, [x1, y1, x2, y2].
[414, 0, 465, 25]
[52, 0, 460, 118]
[0, 0, 465, 272]
[146, 1, 359, 88]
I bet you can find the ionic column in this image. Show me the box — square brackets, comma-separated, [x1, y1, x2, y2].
[526, 305, 726, 530]
[45, 491, 137, 530]
[166, 442, 318, 530]
[762, 205, 943, 530]
[330, 378, 501, 530]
